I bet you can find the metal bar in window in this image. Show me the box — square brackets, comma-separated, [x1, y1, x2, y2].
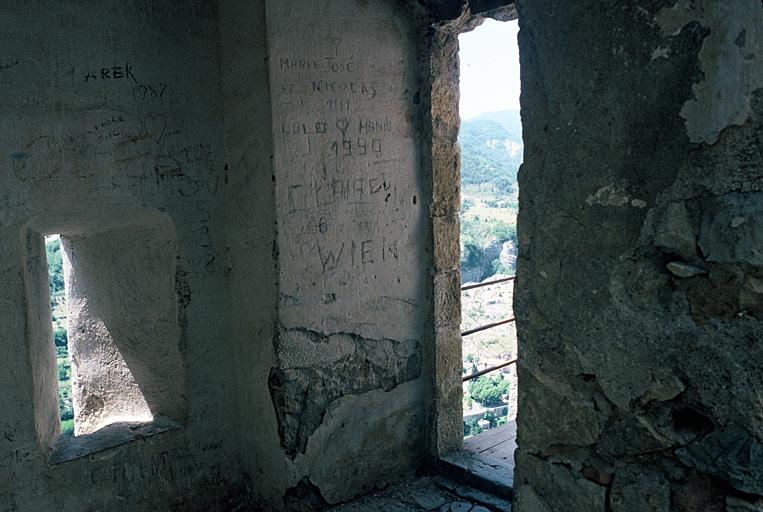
[462, 358, 518, 382]
[460, 276, 515, 292]
[460, 317, 515, 337]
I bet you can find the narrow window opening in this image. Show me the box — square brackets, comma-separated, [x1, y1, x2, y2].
[458, 17, 521, 459]
[45, 234, 75, 437]
[436, 15, 521, 495]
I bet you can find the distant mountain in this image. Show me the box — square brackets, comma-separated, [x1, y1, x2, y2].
[459, 111, 523, 192]
[458, 110, 523, 282]
[469, 110, 523, 141]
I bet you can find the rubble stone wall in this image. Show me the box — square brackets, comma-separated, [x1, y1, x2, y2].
[513, 1, 763, 510]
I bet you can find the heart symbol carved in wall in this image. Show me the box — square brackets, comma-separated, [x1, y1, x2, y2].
[143, 114, 167, 144]
[336, 118, 350, 136]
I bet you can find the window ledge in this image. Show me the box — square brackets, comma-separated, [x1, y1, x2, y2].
[438, 421, 516, 499]
[49, 418, 179, 465]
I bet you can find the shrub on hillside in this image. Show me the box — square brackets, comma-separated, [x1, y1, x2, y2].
[468, 374, 509, 407]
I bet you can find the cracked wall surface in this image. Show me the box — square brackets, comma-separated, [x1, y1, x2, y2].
[0, 1, 252, 510]
[261, 0, 433, 505]
[4, 0, 762, 510]
[269, 328, 421, 458]
[513, 1, 763, 511]
[220, 0, 436, 508]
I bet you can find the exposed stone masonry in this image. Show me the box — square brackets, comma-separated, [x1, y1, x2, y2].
[511, 1, 763, 510]
[1, 0, 760, 509]
[269, 327, 421, 457]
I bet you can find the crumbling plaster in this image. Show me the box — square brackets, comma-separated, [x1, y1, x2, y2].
[1, 0, 761, 510]
[1, 1, 248, 510]
[255, 0, 434, 505]
[656, 0, 763, 145]
[513, 0, 763, 511]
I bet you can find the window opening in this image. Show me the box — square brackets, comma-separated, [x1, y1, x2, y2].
[45, 234, 74, 436]
[458, 18, 522, 441]
[28, 213, 185, 462]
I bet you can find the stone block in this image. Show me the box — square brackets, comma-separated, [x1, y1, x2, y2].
[654, 202, 697, 260]
[699, 193, 763, 267]
[515, 452, 606, 512]
[519, 371, 606, 450]
[677, 425, 763, 495]
[609, 466, 670, 512]
[727, 496, 763, 512]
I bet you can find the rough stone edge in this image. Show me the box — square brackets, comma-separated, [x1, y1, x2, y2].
[425, 0, 517, 458]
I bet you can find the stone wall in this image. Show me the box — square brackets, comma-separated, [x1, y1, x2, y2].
[513, 1, 763, 510]
[219, 0, 285, 509]
[3, 0, 761, 510]
[0, 0, 438, 508]
[220, 0, 435, 507]
[0, 1, 250, 509]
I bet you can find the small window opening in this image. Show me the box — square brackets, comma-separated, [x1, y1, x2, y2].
[27, 212, 184, 462]
[45, 233, 157, 440]
[45, 234, 74, 436]
[458, 18, 522, 452]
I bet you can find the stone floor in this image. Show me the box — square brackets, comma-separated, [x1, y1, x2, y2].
[328, 424, 516, 511]
[327, 475, 511, 512]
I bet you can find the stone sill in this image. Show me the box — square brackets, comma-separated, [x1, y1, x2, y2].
[438, 421, 517, 499]
[49, 418, 179, 465]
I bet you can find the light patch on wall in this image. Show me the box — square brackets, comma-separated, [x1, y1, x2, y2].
[650, 47, 671, 61]
[586, 184, 647, 208]
[656, 0, 763, 145]
[55, 236, 157, 437]
[67, 315, 154, 436]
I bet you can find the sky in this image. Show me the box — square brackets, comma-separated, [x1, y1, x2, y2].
[458, 19, 521, 120]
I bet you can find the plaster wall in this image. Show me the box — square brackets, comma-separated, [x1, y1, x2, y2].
[512, 1, 763, 510]
[0, 1, 250, 509]
[219, 0, 285, 508]
[5, 0, 761, 510]
[0, 0, 437, 508]
[221, 0, 435, 507]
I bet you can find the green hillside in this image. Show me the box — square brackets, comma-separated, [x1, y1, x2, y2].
[46, 236, 74, 436]
[459, 119, 522, 194]
[471, 109, 523, 140]
[459, 111, 523, 282]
